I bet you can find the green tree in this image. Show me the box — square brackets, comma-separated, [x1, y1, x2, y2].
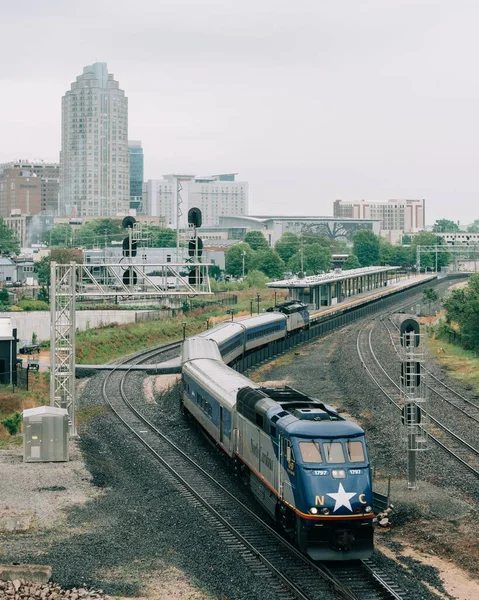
[275, 232, 300, 263]
[442, 274, 479, 350]
[245, 269, 268, 288]
[0, 287, 10, 306]
[342, 255, 361, 270]
[401, 234, 412, 245]
[467, 219, 479, 233]
[409, 231, 450, 271]
[75, 219, 123, 247]
[432, 219, 460, 232]
[244, 230, 268, 251]
[208, 265, 222, 280]
[225, 243, 254, 277]
[352, 230, 380, 266]
[0, 218, 20, 256]
[422, 288, 439, 315]
[251, 248, 285, 279]
[46, 223, 73, 247]
[1, 413, 22, 436]
[145, 226, 176, 247]
[34, 248, 83, 286]
[379, 239, 395, 265]
[37, 286, 49, 303]
[288, 244, 331, 275]
[390, 245, 411, 268]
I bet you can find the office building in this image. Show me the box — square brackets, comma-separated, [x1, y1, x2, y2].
[128, 140, 143, 212]
[0, 161, 59, 218]
[144, 173, 248, 227]
[333, 199, 425, 242]
[60, 62, 129, 217]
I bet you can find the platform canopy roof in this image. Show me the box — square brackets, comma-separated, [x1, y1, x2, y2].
[267, 266, 400, 288]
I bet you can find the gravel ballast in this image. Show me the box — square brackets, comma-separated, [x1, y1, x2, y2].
[2, 278, 476, 599]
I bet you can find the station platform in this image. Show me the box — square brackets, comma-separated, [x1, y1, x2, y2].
[309, 273, 437, 321]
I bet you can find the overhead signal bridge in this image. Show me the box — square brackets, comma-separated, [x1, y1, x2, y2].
[51, 212, 210, 436]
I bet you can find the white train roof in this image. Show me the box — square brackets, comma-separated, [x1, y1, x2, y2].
[183, 358, 258, 409]
[197, 313, 286, 344]
[181, 337, 222, 364]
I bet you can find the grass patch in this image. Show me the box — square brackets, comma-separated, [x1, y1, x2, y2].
[0, 371, 49, 447]
[427, 334, 479, 392]
[76, 288, 283, 364]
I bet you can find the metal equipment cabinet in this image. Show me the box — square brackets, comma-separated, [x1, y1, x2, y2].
[23, 406, 69, 462]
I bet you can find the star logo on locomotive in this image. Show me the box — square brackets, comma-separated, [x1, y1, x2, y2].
[327, 483, 357, 512]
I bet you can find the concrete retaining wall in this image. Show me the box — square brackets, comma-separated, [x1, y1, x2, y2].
[0, 310, 151, 344]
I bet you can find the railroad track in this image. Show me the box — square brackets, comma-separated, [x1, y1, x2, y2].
[357, 320, 479, 478]
[98, 344, 405, 600]
[382, 317, 479, 425]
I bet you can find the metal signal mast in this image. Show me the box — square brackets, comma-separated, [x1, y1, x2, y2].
[50, 216, 210, 435]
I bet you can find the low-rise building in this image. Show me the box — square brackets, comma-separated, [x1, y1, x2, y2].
[218, 215, 381, 245]
[333, 199, 425, 242]
[0, 257, 17, 284]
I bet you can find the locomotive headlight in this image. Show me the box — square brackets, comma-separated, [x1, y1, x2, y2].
[321, 507, 330, 515]
[332, 469, 346, 479]
[310, 507, 318, 515]
[364, 505, 373, 513]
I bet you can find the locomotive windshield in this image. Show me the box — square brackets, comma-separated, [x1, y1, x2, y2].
[297, 439, 366, 464]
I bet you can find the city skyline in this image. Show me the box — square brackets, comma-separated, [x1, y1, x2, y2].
[1, 1, 479, 224]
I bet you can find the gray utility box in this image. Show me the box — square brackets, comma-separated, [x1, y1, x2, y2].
[23, 406, 69, 462]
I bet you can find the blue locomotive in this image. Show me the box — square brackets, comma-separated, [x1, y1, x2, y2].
[181, 311, 374, 561]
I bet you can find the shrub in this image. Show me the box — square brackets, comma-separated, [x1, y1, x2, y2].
[1, 412, 22, 436]
[15, 299, 50, 311]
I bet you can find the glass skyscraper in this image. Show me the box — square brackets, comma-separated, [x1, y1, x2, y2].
[59, 62, 129, 217]
[128, 140, 144, 212]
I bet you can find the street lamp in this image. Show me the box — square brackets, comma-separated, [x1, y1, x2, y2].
[249, 298, 254, 317]
[227, 309, 235, 321]
[256, 293, 260, 315]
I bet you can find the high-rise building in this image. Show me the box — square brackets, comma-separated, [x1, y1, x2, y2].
[0, 161, 59, 218]
[59, 62, 129, 217]
[144, 173, 248, 227]
[333, 199, 425, 242]
[128, 140, 144, 212]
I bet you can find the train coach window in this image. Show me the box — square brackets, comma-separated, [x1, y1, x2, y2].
[299, 442, 322, 463]
[323, 442, 345, 463]
[346, 440, 365, 462]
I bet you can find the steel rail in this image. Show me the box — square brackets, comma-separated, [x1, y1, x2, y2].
[382, 317, 479, 425]
[101, 348, 359, 600]
[356, 321, 479, 478]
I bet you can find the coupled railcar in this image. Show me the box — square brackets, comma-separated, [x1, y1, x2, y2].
[181, 323, 374, 561]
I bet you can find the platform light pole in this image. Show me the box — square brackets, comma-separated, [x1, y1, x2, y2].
[256, 293, 260, 315]
[249, 298, 254, 317]
[182, 321, 187, 341]
[242, 250, 246, 278]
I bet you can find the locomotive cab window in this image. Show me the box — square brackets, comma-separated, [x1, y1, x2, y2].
[323, 442, 345, 463]
[346, 440, 365, 462]
[298, 441, 322, 463]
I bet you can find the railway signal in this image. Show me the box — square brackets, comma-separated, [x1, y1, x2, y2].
[397, 315, 427, 490]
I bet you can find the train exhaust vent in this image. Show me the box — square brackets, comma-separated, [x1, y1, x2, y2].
[292, 408, 331, 421]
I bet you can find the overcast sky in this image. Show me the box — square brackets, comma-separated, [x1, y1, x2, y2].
[1, 0, 478, 225]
